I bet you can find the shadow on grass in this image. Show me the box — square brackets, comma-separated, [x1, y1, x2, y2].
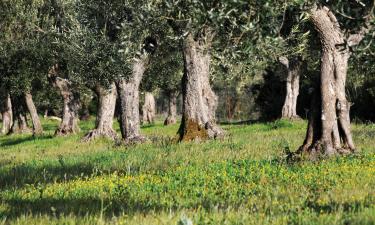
[0, 162, 98, 189]
[2, 191, 372, 220]
[0, 135, 54, 147]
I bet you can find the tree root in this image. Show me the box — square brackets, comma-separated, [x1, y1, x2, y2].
[81, 129, 118, 142]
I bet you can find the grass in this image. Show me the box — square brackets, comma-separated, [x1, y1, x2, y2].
[0, 118, 374, 224]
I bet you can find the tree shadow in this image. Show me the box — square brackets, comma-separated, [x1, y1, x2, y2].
[0, 135, 54, 147]
[219, 120, 258, 125]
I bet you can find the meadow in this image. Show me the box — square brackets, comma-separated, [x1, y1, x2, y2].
[0, 118, 374, 225]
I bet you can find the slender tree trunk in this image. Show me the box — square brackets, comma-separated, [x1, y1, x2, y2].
[82, 83, 118, 141]
[178, 32, 224, 141]
[299, 5, 355, 158]
[142, 92, 156, 125]
[24, 92, 43, 135]
[279, 57, 302, 119]
[164, 91, 178, 125]
[117, 55, 149, 143]
[1, 94, 13, 134]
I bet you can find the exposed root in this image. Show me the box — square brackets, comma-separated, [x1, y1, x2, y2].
[179, 119, 225, 142]
[81, 129, 118, 142]
[164, 117, 177, 126]
[55, 127, 79, 136]
[115, 135, 147, 146]
[293, 141, 355, 161]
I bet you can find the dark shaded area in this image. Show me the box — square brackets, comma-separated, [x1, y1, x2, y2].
[0, 135, 53, 147]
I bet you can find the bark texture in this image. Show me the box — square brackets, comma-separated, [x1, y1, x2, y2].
[279, 57, 302, 119]
[299, 5, 358, 158]
[83, 83, 118, 141]
[9, 95, 31, 134]
[24, 92, 43, 135]
[117, 55, 149, 143]
[1, 94, 13, 135]
[178, 33, 224, 141]
[142, 92, 156, 124]
[164, 91, 178, 125]
[48, 65, 80, 136]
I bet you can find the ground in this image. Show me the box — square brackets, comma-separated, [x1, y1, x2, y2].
[0, 117, 374, 225]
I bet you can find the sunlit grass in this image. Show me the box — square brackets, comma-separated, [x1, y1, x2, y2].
[0, 118, 374, 224]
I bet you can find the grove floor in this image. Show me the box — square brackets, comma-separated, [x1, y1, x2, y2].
[0, 118, 374, 224]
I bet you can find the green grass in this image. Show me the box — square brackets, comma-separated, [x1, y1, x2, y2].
[0, 118, 374, 224]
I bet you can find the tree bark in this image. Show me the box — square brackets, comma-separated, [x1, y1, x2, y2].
[142, 92, 156, 125]
[299, 5, 356, 158]
[1, 94, 13, 135]
[24, 92, 43, 135]
[117, 55, 149, 143]
[164, 91, 178, 125]
[9, 95, 31, 134]
[279, 57, 302, 119]
[82, 83, 118, 141]
[178, 32, 224, 141]
[48, 65, 80, 136]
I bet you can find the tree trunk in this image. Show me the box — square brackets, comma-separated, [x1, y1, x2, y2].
[24, 92, 43, 135]
[117, 55, 149, 143]
[164, 91, 178, 125]
[178, 32, 224, 141]
[299, 5, 355, 158]
[55, 79, 80, 136]
[9, 95, 31, 134]
[142, 92, 156, 125]
[279, 57, 302, 119]
[82, 83, 118, 141]
[1, 94, 13, 135]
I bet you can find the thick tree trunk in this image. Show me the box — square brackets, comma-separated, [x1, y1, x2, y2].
[55, 79, 80, 136]
[117, 55, 149, 143]
[1, 94, 13, 135]
[299, 5, 355, 158]
[164, 91, 178, 125]
[178, 33, 224, 141]
[48, 65, 80, 136]
[142, 92, 156, 125]
[279, 57, 302, 119]
[24, 92, 43, 135]
[9, 95, 31, 134]
[82, 83, 118, 141]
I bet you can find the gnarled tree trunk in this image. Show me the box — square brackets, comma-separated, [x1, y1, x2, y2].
[24, 92, 43, 135]
[1, 94, 13, 135]
[178, 32, 224, 141]
[279, 57, 302, 119]
[164, 91, 178, 125]
[9, 95, 31, 134]
[48, 65, 80, 136]
[299, 5, 356, 158]
[142, 92, 156, 124]
[117, 55, 149, 143]
[83, 83, 118, 141]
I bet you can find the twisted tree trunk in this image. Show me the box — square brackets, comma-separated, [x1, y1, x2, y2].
[279, 57, 302, 119]
[1, 94, 13, 135]
[164, 91, 178, 125]
[178, 32, 224, 141]
[24, 92, 43, 135]
[142, 92, 156, 124]
[82, 83, 118, 141]
[299, 5, 357, 158]
[117, 55, 149, 143]
[48, 65, 80, 136]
